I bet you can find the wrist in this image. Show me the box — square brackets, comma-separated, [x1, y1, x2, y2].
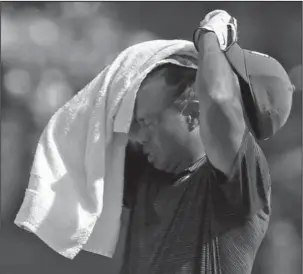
[193, 28, 218, 52]
[197, 31, 219, 52]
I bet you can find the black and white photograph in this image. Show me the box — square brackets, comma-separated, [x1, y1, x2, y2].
[1, 2, 302, 274]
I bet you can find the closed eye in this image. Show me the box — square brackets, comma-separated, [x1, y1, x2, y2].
[137, 115, 160, 129]
[136, 118, 145, 126]
[145, 121, 153, 127]
[137, 118, 151, 127]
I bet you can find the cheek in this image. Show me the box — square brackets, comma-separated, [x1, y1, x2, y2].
[128, 122, 149, 144]
[153, 118, 187, 150]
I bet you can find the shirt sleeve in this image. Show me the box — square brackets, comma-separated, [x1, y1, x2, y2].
[208, 128, 271, 221]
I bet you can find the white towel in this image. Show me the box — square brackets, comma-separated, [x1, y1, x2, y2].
[14, 39, 198, 259]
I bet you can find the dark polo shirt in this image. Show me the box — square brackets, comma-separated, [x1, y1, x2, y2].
[121, 129, 271, 274]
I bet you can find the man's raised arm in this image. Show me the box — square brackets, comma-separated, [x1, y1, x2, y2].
[194, 12, 246, 176]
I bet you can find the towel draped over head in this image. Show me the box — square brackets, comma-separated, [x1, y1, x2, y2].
[14, 39, 199, 259]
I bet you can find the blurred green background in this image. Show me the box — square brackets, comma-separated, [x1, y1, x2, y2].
[1, 2, 302, 273]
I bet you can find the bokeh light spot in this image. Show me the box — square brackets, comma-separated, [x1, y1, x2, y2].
[4, 69, 32, 97]
[28, 18, 59, 47]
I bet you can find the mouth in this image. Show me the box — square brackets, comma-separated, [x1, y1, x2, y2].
[143, 148, 155, 163]
[145, 152, 154, 163]
[147, 154, 154, 163]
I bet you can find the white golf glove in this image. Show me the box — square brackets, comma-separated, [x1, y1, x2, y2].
[193, 10, 238, 52]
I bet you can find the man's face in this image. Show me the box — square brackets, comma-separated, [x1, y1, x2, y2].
[128, 69, 197, 174]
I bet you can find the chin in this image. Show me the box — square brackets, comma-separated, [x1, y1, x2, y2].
[148, 155, 180, 174]
[151, 161, 165, 171]
[149, 159, 168, 172]
[156, 161, 180, 174]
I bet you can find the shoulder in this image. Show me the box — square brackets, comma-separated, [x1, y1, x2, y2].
[195, 132, 272, 218]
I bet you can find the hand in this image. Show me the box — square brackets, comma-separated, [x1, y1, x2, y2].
[193, 10, 238, 52]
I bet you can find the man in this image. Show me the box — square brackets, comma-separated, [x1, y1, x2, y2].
[121, 10, 293, 274]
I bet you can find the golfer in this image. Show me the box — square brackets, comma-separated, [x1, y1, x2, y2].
[121, 10, 294, 274]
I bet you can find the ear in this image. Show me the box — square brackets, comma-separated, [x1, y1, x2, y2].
[182, 100, 200, 117]
[187, 116, 199, 132]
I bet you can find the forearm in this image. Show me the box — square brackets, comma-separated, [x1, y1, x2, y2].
[195, 31, 245, 175]
[196, 31, 237, 100]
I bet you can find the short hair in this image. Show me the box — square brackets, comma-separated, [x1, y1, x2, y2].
[173, 84, 199, 119]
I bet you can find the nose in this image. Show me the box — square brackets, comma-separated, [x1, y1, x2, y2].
[136, 127, 150, 145]
[128, 123, 150, 145]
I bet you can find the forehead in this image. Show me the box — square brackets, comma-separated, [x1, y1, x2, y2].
[135, 69, 184, 120]
[135, 85, 167, 120]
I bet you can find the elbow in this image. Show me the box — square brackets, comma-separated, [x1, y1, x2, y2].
[196, 70, 239, 105]
[209, 89, 234, 104]
[206, 86, 236, 106]
[196, 80, 235, 105]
